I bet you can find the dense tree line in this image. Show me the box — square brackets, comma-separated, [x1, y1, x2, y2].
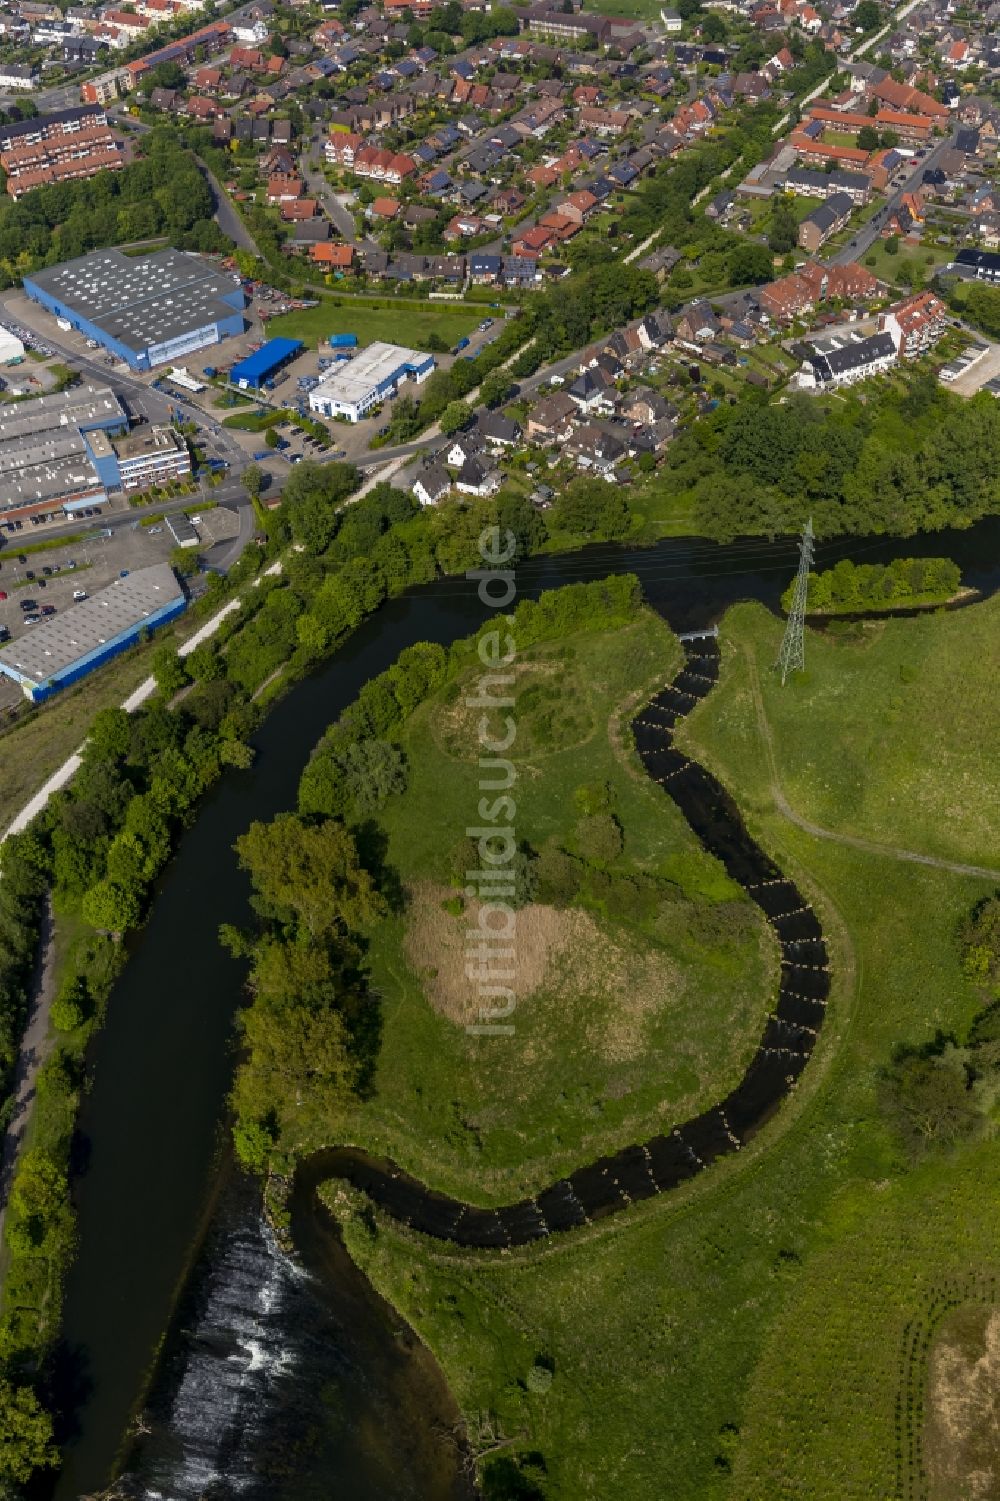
[0, 131, 227, 286]
[653, 381, 1000, 540]
[785, 556, 961, 614]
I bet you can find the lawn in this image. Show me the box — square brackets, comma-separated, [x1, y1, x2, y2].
[861, 237, 952, 286]
[329, 591, 999, 1500]
[266, 299, 481, 352]
[0, 645, 162, 835]
[685, 598, 1000, 870]
[332, 612, 775, 1202]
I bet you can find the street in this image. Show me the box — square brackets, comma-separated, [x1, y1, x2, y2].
[829, 131, 957, 266]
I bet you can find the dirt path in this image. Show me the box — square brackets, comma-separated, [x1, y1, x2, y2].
[745, 649, 999, 884]
[0, 894, 57, 1243]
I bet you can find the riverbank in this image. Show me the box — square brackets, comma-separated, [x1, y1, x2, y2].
[17, 515, 1000, 1498]
[327, 593, 998, 1499]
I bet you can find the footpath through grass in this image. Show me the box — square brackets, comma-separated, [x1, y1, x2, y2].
[332, 595, 999, 1500]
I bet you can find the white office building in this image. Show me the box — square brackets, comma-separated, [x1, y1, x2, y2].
[308, 341, 435, 422]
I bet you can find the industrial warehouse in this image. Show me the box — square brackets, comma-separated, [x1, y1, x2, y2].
[22, 248, 245, 371]
[0, 564, 186, 701]
[0, 385, 189, 524]
[229, 337, 303, 391]
[307, 341, 435, 422]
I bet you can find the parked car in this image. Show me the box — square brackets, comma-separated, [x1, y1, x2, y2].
[40, 605, 55, 616]
[72, 589, 88, 601]
[0, 590, 7, 601]
[20, 599, 37, 611]
[24, 570, 34, 580]
[23, 614, 40, 624]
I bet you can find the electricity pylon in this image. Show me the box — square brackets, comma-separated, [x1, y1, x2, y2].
[775, 518, 814, 686]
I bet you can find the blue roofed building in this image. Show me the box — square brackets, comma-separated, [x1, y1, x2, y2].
[0, 564, 187, 702]
[229, 337, 304, 390]
[23, 247, 245, 372]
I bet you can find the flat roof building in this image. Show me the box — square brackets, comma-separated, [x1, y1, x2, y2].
[0, 383, 128, 521]
[23, 248, 245, 371]
[0, 563, 186, 701]
[308, 340, 435, 422]
[229, 337, 303, 390]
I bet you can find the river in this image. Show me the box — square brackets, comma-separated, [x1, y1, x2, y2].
[49, 519, 1000, 1499]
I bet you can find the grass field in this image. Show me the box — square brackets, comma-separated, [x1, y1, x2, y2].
[266, 300, 481, 351]
[690, 599, 1000, 870]
[0, 646, 160, 835]
[330, 612, 775, 1201]
[862, 237, 952, 286]
[330, 592, 1000, 1500]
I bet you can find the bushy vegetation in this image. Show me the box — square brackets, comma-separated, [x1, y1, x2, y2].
[0, 131, 227, 286]
[650, 380, 1000, 540]
[785, 556, 961, 614]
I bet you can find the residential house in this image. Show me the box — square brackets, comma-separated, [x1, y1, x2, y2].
[800, 329, 899, 388]
[479, 413, 522, 447]
[878, 290, 948, 357]
[412, 462, 451, 505]
[798, 191, 854, 252]
[455, 456, 501, 496]
[526, 390, 577, 441]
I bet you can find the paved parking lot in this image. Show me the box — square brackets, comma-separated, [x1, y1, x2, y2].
[0, 515, 228, 652]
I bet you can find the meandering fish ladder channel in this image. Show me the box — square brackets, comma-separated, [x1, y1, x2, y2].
[294, 635, 828, 1246]
[51, 517, 1000, 1499]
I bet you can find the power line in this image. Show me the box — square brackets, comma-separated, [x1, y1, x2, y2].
[775, 518, 814, 687]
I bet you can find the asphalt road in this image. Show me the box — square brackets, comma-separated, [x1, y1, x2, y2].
[829, 132, 956, 266]
[302, 133, 377, 249]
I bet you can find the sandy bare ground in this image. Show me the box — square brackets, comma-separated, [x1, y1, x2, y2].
[403, 882, 678, 1060]
[925, 1306, 1000, 1500]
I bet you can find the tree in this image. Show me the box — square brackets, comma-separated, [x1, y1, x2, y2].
[82, 877, 142, 936]
[265, 426, 279, 449]
[86, 705, 131, 764]
[480, 369, 514, 408]
[878, 1050, 981, 1161]
[551, 477, 629, 540]
[855, 0, 880, 27]
[242, 462, 265, 501]
[281, 461, 359, 553]
[728, 241, 773, 287]
[232, 998, 359, 1151]
[152, 642, 189, 697]
[768, 201, 798, 255]
[234, 814, 384, 939]
[0, 1380, 56, 1486]
[439, 399, 473, 435]
[341, 738, 408, 812]
[885, 234, 899, 256]
[170, 544, 199, 576]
